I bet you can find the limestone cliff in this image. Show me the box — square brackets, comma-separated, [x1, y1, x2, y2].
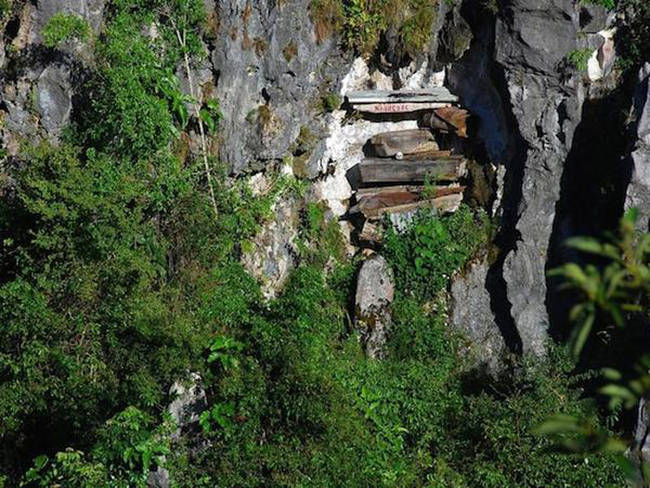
[0, 0, 643, 367]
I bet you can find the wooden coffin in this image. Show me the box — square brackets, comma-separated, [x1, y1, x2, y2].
[358, 157, 466, 185]
[402, 150, 452, 160]
[423, 107, 469, 138]
[346, 88, 459, 104]
[352, 102, 450, 114]
[350, 185, 465, 218]
[359, 194, 464, 220]
[356, 185, 424, 198]
[369, 129, 439, 157]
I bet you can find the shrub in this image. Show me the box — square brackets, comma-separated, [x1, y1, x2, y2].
[21, 407, 172, 488]
[567, 48, 593, 72]
[383, 205, 493, 300]
[42, 13, 91, 48]
[0, 0, 629, 486]
[616, 0, 650, 71]
[311, 0, 438, 56]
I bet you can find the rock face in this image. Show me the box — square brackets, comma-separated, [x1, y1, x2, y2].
[450, 258, 507, 374]
[36, 65, 72, 138]
[31, 0, 105, 41]
[147, 467, 170, 488]
[168, 373, 208, 437]
[355, 255, 395, 359]
[211, 0, 350, 174]
[626, 63, 650, 231]
[632, 398, 650, 486]
[448, 0, 588, 359]
[242, 193, 300, 299]
[1, 0, 648, 372]
[495, 0, 584, 356]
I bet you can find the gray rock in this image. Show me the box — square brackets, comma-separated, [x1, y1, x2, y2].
[211, 0, 350, 174]
[631, 398, 650, 486]
[36, 65, 72, 137]
[578, 4, 611, 33]
[355, 255, 395, 359]
[147, 466, 170, 488]
[626, 63, 650, 231]
[168, 372, 207, 437]
[436, 4, 472, 64]
[451, 258, 507, 375]
[145, 373, 207, 488]
[241, 192, 299, 299]
[447, 14, 515, 166]
[636, 63, 650, 146]
[32, 0, 105, 42]
[495, 0, 583, 356]
[496, 0, 578, 75]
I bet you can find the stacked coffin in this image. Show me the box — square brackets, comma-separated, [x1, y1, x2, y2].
[345, 89, 470, 245]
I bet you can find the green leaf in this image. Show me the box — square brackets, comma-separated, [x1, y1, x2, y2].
[572, 312, 595, 358]
[200, 108, 216, 133]
[601, 368, 622, 381]
[599, 384, 638, 408]
[533, 415, 583, 436]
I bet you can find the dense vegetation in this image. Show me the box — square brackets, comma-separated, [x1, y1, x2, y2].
[0, 0, 642, 486]
[311, 0, 437, 56]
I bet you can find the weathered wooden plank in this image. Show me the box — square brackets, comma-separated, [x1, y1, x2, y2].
[352, 102, 451, 114]
[356, 185, 425, 198]
[359, 221, 383, 244]
[353, 184, 465, 204]
[358, 158, 467, 184]
[363, 194, 464, 220]
[350, 186, 466, 218]
[402, 150, 452, 160]
[422, 107, 469, 138]
[346, 88, 459, 104]
[369, 129, 439, 157]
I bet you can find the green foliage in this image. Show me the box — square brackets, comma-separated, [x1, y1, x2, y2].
[207, 336, 244, 369]
[319, 93, 342, 112]
[168, 270, 624, 487]
[22, 407, 172, 488]
[311, 0, 437, 56]
[0, 0, 258, 483]
[567, 48, 593, 71]
[0, 0, 629, 486]
[198, 402, 236, 434]
[83, 14, 178, 158]
[297, 201, 347, 265]
[584, 0, 616, 9]
[616, 0, 650, 71]
[545, 209, 650, 482]
[0, 0, 12, 20]
[42, 13, 91, 48]
[383, 205, 493, 300]
[199, 99, 222, 134]
[549, 209, 650, 359]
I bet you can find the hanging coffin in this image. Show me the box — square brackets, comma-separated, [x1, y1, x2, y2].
[369, 129, 439, 158]
[357, 157, 467, 185]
